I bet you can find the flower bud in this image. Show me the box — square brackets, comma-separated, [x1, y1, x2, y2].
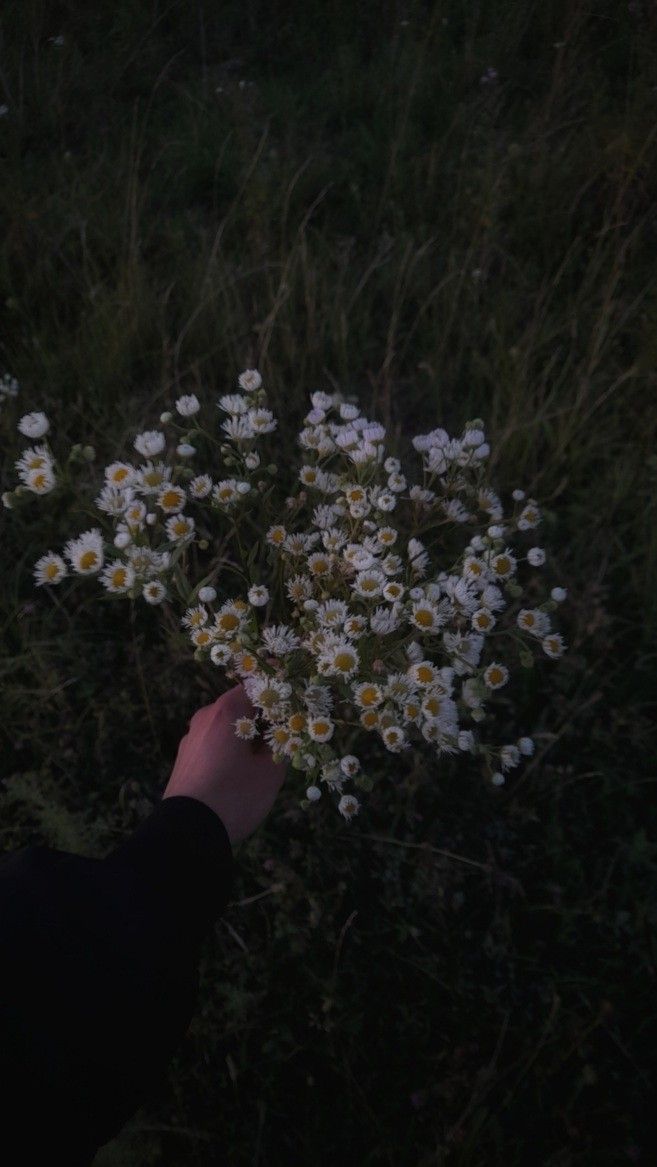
[82, 445, 96, 461]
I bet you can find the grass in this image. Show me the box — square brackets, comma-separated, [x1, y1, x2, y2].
[1, 1, 656, 1163]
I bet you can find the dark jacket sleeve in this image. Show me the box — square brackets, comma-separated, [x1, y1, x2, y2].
[0, 795, 234, 1165]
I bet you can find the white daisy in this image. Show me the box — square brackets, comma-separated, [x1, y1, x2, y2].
[165, 514, 195, 541]
[248, 584, 270, 607]
[234, 717, 257, 740]
[25, 465, 56, 494]
[100, 560, 136, 594]
[175, 393, 200, 416]
[134, 430, 166, 458]
[218, 393, 248, 414]
[33, 552, 67, 586]
[157, 484, 186, 514]
[527, 547, 545, 566]
[15, 444, 52, 480]
[490, 550, 517, 580]
[517, 500, 541, 530]
[248, 408, 277, 434]
[338, 794, 360, 819]
[517, 608, 550, 637]
[262, 624, 300, 655]
[95, 484, 134, 515]
[18, 411, 49, 439]
[135, 461, 172, 495]
[382, 725, 407, 752]
[238, 368, 262, 392]
[542, 633, 566, 658]
[177, 475, 205, 504]
[64, 528, 104, 575]
[210, 644, 232, 666]
[143, 580, 167, 605]
[483, 662, 509, 690]
[181, 605, 209, 629]
[307, 716, 335, 742]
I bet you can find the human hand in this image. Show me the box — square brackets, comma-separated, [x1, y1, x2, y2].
[162, 685, 287, 846]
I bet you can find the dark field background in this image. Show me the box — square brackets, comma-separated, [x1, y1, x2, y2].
[1, 2, 656, 1163]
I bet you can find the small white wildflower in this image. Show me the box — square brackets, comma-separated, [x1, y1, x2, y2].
[542, 633, 566, 658]
[176, 443, 196, 458]
[512, 489, 526, 501]
[340, 755, 360, 777]
[458, 730, 475, 752]
[234, 717, 257, 740]
[64, 528, 104, 575]
[248, 584, 269, 607]
[500, 744, 521, 770]
[527, 547, 545, 566]
[165, 514, 195, 541]
[238, 369, 262, 392]
[114, 531, 132, 550]
[550, 587, 567, 602]
[34, 552, 67, 586]
[483, 662, 509, 690]
[160, 411, 173, 423]
[491, 772, 505, 786]
[175, 393, 200, 417]
[189, 474, 213, 499]
[142, 580, 167, 605]
[306, 785, 322, 801]
[517, 500, 541, 530]
[198, 586, 217, 603]
[134, 430, 166, 457]
[18, 411, 50, 439]
[245, 451, 260, 470]
[518, 736, 535, 756]
[210, 644, 232, 666]
[100, 560, 136, 594]
[25, 465, 56, 494]
[338, 794, 360, 820]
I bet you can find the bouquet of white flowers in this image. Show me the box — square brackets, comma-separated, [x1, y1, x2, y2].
[4, 369, 567, 819]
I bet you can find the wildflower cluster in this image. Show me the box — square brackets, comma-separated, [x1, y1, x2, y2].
[5, 369, 568, 820]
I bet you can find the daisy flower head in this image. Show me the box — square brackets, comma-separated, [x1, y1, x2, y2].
[382, 725, 407, 753]
[25, 465, 56, 494]
[306, 716, 335, 743]
[343, 613, 368, 639]
[483, 662, 509, 690]
[214, 601, 245, 639]
[18, 411, 50, 439]
[210, 644, 232, 667]
[175, 393, 200, 417]
[95, 484, 134, 516]
[143, 580, 167, 605]
[517, 608, 550, 637]
[490, 550, 517, 580]
[135, 461, 171, 496]
[542, 633, 566, 658]
[410, 599, 444, 633]
[234, 717, 257, 740]
[189, 474, 213, 499]
[517, 500, 541, 530]
[248, 408, 277, 435]
[472, 607, 496, 633]
[124, 499, 147, 528]
[64, 528, 104, 575]
[321, 640, 359, 678]
[181, 605, 208, 630]
[100, 560, 135, 594]
[104, 461, 136, 488]
[408, 537, 429, 578]
[34, 552, 67, 587]
[407, 660, 438, 688]
[262, 624, 300, 656]
[191, 626, 214, 648]
[527, 547, 545, 566]
[353, 569, 384, 599]
[15, 444, 52, 480]
[165, 514, 195, 542]
[353, 681, 383, 708]
[338, 794, 360, 820]
[238, 368, 262, 392]
[266, 524, 287, 548]
[134, 430, 166, 458]
[500, 744, 521, 770]
[340, 755, 360, 777]
[248, 584, 270, 608]
[307, 551, 332, 578]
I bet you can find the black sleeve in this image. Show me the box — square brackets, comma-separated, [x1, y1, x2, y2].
[0, 795, 234, 1165]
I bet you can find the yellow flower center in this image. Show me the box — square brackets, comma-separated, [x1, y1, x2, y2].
[28, 456, 46, 469]
[79, 550, 98, 571]
[113, 468, 130, 482]
[32, 473, 47, 489]
[112, 568, 127, 587]
[219, 612, 239, 632]
[414, 608, 434, 628]
[476, 613, 491, 629]
[312, 721, 330, 736]
[361, 710, 379, 728]
[46, 562, 59, 580]
[143, 471, 163, 487]
[270, 528, 286, 543]
[196, 631, 211, 645]
[359, 686, 379, 706]
[288, 712, 306, 733]
[416, 665, 433, 684]
[494, 557, 510, 574]
[488, 667, 504, 685]
[311, 558, 329, 574]
[273, 728, 289, 745]
[334, 652, 355, 672]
